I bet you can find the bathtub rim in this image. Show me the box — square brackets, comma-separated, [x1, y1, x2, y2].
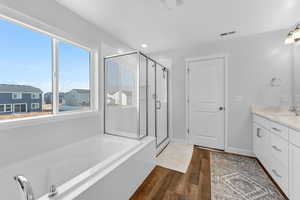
[38, 135, 155, 200]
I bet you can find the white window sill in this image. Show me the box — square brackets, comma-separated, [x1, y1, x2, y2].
[0, 110, 99, 131]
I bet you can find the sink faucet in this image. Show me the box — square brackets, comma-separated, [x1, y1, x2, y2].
[14, 175, 35, 200]
[289, 105, 300, 116]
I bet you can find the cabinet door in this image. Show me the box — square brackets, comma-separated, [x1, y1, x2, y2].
[289, 144, 300, 200]
[253, 123, 270, 169]
[253, 123, 262, 157]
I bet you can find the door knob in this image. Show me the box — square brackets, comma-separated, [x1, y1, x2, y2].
[219, 107, 224, 111]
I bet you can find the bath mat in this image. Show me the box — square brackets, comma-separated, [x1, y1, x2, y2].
[156, 143, 193, 173]
[210, 152, 286, 200]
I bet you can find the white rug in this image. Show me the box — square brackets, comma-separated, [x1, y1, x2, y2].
[156, 143, 193, 173]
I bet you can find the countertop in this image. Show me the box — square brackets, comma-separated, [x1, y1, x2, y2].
[252, 106, 300, 132]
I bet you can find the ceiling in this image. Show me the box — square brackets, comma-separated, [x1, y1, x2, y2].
[56, 0, 300, 52]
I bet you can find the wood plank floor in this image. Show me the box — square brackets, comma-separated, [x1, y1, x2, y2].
[130, 147, 211, 200]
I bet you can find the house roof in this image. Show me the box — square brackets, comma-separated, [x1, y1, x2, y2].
[0, 84, 42, 93]
[72, 89, 90, 94]
[44, 92, 65, 96]
[108, 90, 132, 96]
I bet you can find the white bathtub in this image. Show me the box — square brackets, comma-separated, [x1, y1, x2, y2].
[0, 135, 156, 200]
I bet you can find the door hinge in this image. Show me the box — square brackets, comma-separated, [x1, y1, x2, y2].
[187, 129, 190, 135]
[187, 98, 190, 103]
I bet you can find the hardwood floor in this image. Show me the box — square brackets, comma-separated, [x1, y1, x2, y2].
[130, 147, 211, 200]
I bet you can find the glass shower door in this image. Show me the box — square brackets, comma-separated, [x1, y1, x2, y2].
[104, 53, 139, 138]
[156, 65, 168, 146]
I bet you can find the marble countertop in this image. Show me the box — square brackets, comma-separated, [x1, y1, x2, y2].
[252, 106, 300, 132]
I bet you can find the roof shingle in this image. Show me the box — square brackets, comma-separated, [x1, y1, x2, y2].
[0, 84, 42, 93]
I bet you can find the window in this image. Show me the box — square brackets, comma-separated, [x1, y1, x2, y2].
[0, 18, 51, 120]
[0, 104, 12, 113]
[58, 41, 90, 112]
[31, 93, 40, 99]
[12, 92, 22, 100]
[0, 104, 4, 113]
[5, 104, 12, 112]
[31, 103, 40, 110]
[0, 17, 92, 121]
[14, 104, 27, 113]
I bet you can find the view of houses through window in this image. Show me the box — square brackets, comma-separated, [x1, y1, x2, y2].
[106, 56, 136, 107]
[58, 41, 90, 112]
[0, 18, 91, 120]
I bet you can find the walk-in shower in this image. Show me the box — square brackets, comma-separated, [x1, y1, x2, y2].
[104, 51, 169, 150]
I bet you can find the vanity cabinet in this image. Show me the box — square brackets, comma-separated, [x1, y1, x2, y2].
[289, 128, 300, 200]
[253, 114, 300, 199]
[289, 143, 300, 200]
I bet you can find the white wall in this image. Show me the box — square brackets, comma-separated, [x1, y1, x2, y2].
[0, 0, 128, 49]
[154, 29, 292, 154]
[293, 43, 300, 105]
[0, 0, 130, 168]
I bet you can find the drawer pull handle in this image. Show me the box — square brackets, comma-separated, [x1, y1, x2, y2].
[272, 145, 282, 152]
[272, 169, 282, 178]
[256, 128, 261, 138]
[272, 127, 281, 132]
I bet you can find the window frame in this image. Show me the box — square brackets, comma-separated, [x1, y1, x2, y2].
[12, 92, 22, 100]
[53, 40, 92, 114]
[5, 104, 12, 112]
[31, 103, 40, 110]
[31, 93, 40, 99]
[0, 104, 5, 113]
[0, 14, 98, 125]
[14, 103, 27, 113]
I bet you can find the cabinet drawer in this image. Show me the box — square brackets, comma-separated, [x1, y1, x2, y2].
[289, 128, 300, 148]
[270, 158, 289, 196]
[270, 132, 289, 164]
[253, 115, 269, 129]
[269, 121, 289, 140]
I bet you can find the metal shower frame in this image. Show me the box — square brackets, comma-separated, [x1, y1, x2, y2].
[103, 51, 169, 143]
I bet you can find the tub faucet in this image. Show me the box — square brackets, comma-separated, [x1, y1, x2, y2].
[14, 175, 35, 200]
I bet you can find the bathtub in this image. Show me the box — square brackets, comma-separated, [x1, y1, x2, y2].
[0, 135, 156, 200]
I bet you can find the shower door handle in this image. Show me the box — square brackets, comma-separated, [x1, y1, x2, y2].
[156, 100, 161, 110]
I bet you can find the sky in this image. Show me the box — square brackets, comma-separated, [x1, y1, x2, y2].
[0, 18, 90, 93]
[106, 59, 136, 94]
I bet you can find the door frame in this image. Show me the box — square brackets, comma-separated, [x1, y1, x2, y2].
[185, 54, 228, 151]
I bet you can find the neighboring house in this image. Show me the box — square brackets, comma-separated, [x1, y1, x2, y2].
[107, 90, 133, 106]
[0, 84, 42, 114]
[64, 89, 90, 106]
[44, 92, 65, 104]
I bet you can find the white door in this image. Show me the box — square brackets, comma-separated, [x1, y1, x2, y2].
[187, 57, 225, 150]
[156, 66, 168, 146]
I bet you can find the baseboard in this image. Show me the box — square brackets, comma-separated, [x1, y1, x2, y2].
[226, 147, 254, 157]
[156, 138, 170, 156]
[170, 141, 254, 158]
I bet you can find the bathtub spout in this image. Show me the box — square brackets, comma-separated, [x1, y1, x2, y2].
[14, 175, 35, 200]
